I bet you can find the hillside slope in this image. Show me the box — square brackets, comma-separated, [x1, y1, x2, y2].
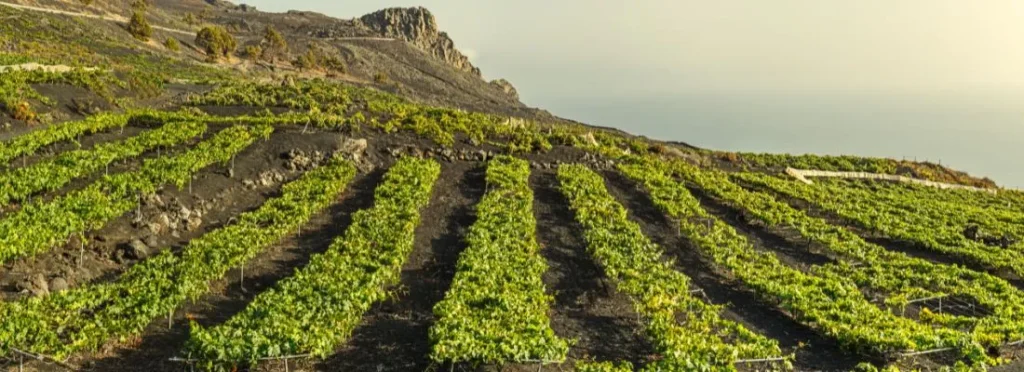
[1, 1, 1023, 372]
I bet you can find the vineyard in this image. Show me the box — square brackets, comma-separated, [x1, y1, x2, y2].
[2, 4, 1024, 371]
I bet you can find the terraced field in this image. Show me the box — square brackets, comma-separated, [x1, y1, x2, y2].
[0, 76, 1020, 372]
[0, 4, 1023, 370]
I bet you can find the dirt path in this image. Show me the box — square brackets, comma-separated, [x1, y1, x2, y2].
[785, 167, 996, 194]
[530, 170, 654, 369]
[317, 161, 485, 372]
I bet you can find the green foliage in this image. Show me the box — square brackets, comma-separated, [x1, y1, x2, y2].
[0, 68, 122, 121]
[576, 361, 635, 372]
[182, 12, 199, 26]
[0, 121, 205, 206]
[0, 112, 129, 165]
[185, 157, 440, 369]
[260, 25, 288, 62]
[617, 157, 985, 364]
[373, 71, 391, 85]
[558, 164, 784, 371]
[0, 158, 356, 359]
[244, 45, 262, 62]
[680, 165, 1024, 361]
[195, 26, 237, 61]
[164, 38, 180, 52]
[291, 44, 345, 74]
[430, 156, 569, 364]
[0, 124, 270, 265]
[739, 173, 1024, 282]
[127, 11, 152, 41]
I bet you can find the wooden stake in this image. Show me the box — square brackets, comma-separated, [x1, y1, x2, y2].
[78, 238, 84, 270]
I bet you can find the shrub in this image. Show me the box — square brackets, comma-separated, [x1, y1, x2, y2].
[374, 72, 391, 85]
[127, 11, 152, 41]
[195, 26, 237, 61]
[292, 49, 317, 70]
[182, 13, 199, 26]
[10, 101, 36, 122]
[244, 45, 262, 62]
[260, 26, 288, 62]
[290, 44, 346, 74]
[130, 0, 149, 11]
[164, 38, 180, 52]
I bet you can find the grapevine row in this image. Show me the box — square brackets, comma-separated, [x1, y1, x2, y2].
[0, 158, 357, 358]
[0, 124, 271, 264]
[819, 179, 1024, 239]
[668, 162, 1024, 357]
[557, 164, 783, 371]
[615, 158, 979, 362]
[0, 112, 130, 165]
[185, 157, 441, 369]
[0, 120, 206, 206]
[429, 156, 569, 364]
[736, 173, 1024, 278]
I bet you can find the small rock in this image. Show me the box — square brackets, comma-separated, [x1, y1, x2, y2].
[287, 150, 315, 171]
[178, 206, 192, 220]
[144, 235, 160, 248]
[112, 250, 126, 264]
[340, 138, 368, 159]
[125, 239, 150, 260]
[19, 274, 49, 296]
[144, 194, 165, 208]
[49, 277, 69, 293]
[152, 213, 172, 234]
[186, 215, 202, 231]
[476, 150, 488, 161]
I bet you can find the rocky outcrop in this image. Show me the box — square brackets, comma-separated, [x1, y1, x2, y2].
[359, 7, 482, 77]
[489, 79, 519, 100]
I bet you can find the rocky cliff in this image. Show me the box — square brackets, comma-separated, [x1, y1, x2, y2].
[489, 79, 519, 101]
[358, 7, 482, 78]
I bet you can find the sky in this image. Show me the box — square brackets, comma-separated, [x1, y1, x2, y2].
[243, 0, 1024, 187]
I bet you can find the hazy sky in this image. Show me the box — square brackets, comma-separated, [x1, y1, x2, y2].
[244, 1, 1024, 187]
[244, 1, 1024, 101]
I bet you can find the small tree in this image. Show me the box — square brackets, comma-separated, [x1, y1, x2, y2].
[127, 11, 152, 41]
[195, 26, 237, 61]
[260, 25, 288, 62]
